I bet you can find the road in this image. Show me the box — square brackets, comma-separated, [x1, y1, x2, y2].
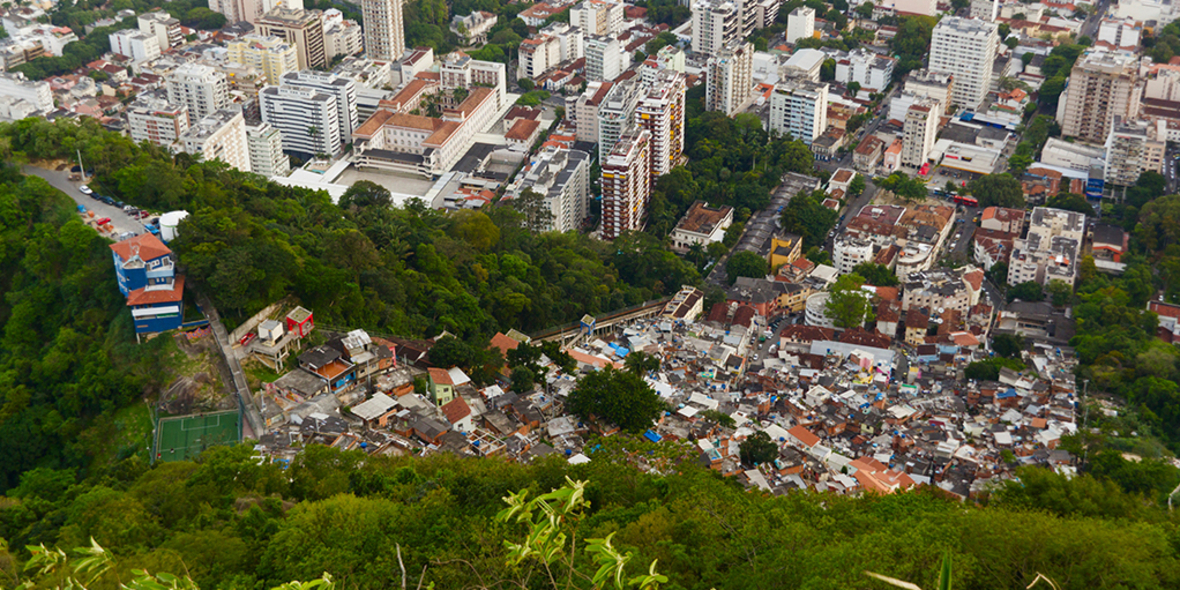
[23, 165, 153, 237]
[1080, 0, 1110, 38]
[706, 174, 805, 286]
[1167, 143, 1180, 195]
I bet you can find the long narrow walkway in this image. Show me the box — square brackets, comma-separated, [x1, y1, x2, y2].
[195, 292, 265, 439]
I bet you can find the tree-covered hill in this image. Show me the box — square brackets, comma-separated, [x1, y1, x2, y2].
[2, 443, 1179, 590]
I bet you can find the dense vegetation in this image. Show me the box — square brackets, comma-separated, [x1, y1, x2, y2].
[0, 163, 173, 491]
[0, 118, 698, 341]
[2, 444, 1179, 590]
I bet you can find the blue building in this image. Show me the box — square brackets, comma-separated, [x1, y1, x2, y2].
[110, 234, 185, 334]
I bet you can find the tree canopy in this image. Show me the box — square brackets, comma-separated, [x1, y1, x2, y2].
[825, 273, 875, 329]
[727, 251, 769, 285]
[566, 367, 663, 433]
[968, 174, 1025, 209]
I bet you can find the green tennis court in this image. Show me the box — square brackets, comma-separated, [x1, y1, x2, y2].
[154, 410, 241, 462]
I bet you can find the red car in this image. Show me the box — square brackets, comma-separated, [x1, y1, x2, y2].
[239, 333, 256, 347]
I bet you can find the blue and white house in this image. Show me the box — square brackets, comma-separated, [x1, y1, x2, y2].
[110, 234, 185, 334]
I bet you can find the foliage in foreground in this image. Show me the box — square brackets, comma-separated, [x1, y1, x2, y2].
[2, 445, 1179, 590]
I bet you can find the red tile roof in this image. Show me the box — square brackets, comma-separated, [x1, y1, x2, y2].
[126, 275, 185, 306]
[441, 396, 472, 424]
[110, 233, 172, 263]
[429, 367, 454, 385]
[788, 425, 820, 447]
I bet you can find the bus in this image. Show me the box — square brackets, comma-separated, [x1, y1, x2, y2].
[953, 194, 978, 207]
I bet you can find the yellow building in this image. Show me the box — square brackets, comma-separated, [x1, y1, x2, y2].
[227, 34, 299, 88]
[768, 233, 803, 270]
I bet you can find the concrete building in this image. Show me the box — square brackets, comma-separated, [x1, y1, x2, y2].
[670, 201, 734, 252]
[1097, 17, 1142, 50]
[517, 23, 584, 80]
[692, 0, 739, 55]
[570, 0, 625, 36]
[597, 76, 643, 160]
[786, 6, 814, 44]
[929, 17, 998, 110]
[833, 236, 874, 275]
[208, 0, 290, 25]
[360, 0, 405, 61]
[137, 11, 182, 50]
[905, 69, 954, 115]
[1039, 137, 1105, 172]
[705, 38, 753, 116]
[1008, 207, 1085, 288]
[971, 0, 998, 20]
[901, 97, 940, 168]
[257, 7, 326, 70]
[1104, 116, 1164, 187]
[246, 122, 291, 178]
[0, 71, 53, 114]
[570, 80, 613, 143]
[636, 69, 687, 178]
[127, 91, 190, 148]
[769, 78, 828, 145]
[440, 51, 507, 106]
[835, 48, 896, 94]
[166, 63, 229, 120]
[506, 146, 592, 233]
[260, 84, 342, 156]
[1056, 49, 1142, 144]
[585, 34, 625, 82]
[276, 70, 359, 142]
[227, 34, 299, 88]
[109, 29, 160, 66]
[324, 15, 364, 61]
[601, 127, 652, 240]
[180, 108, 251, 172]
[640, 45, 687, 85]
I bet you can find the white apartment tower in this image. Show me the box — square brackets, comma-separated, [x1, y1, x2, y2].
[259, 85, 342, 156]
[276, 70, 359, 141]
[246, 122, 291, 178]
[109, 29, 161, 66]
[601, 127, 652, 240]
[166, 63, 229, 119]
[0, 72, 54, 113]
[901, 97, 940, 168]
[1056, 49, 1142, 144]
[768, 79, 828, 145]
[360, 0, 406, 61]
[929, 16, 998, 111]
[1104, 116, 1164, 186]
[137, 12, 183, 50]
[636, 70, 687, 178]
[509, 146, 593, 233]
[705, 39, 753, 116]
[692, 0, 739, 54]
[585, 34, 624, 82]
[597, 77, 643, 160]
[786, 6, 815, 44]
[180, 109, 251, 173]
[570, 0, 625, 35]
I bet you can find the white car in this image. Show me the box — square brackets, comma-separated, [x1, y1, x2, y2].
[79, 185, 93, 195]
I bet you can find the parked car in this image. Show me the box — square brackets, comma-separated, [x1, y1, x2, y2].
[138, 210, 152, 219]
[239, 333, 257, 347]
[94, 217, 111, 226]
[79, 185, 93, 195]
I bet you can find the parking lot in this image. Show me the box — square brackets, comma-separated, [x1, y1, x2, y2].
[707, 173, 818, 286]
[24, 166, 156, 238]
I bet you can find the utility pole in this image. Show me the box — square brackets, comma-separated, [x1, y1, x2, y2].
[1081, 378, 1091, 466]
[77, 148, 86, 182]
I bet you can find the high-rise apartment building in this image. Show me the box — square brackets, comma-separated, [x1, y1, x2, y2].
[517, 23, 584, 80]
[970, 0, 998, 20]
[569, 80, 613, 143]
[1008, 207, 1085, 288]
[636, 69, 686, 178]
[768, 78, 828, 144]
[691, 0, 739, 54]
[137, 12, 183, 50]
[1104, 116, 1164, 186]
[257, 7, 326, 70]
[276, 70, 359, 141]
[180, 108, 251, 172]
[246, 122, 291, 178]
[227, 34, 299, 87]
[507, 145, 593, 232]
[905, 69, 954, 114]
[786, 6, 814, 44]
[929, 16, 998, 110]
[585, 34, 625, 82]
[705, 39, 753, 116]
[1056, 48, 1142, 144]
[208, 0, 296, 25]
[901, 97, 940, 168]
[360, 0, 405, 61]
[570, 0, 625, 35]
[259, 84, 342, 156]
[166, 63, 229, 120]
[127, 91, 190, 148]
[597, 76, 643, 160]
[0, 71, 53, 113]
[109, 29, 160, 66]
[601, 127, 652, 240]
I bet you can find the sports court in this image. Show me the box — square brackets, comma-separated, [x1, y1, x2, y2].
[154, 410, 241, 462]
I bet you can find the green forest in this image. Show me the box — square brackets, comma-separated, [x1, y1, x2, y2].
[3, 442, 1180, 590]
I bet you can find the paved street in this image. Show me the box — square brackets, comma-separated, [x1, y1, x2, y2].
[24, 165, 154, 237]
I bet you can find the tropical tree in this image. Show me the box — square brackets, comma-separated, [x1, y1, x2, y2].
[727, 251, 769, 285]
[566, 367, 663, 432]
[825, 273, 875, 328]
